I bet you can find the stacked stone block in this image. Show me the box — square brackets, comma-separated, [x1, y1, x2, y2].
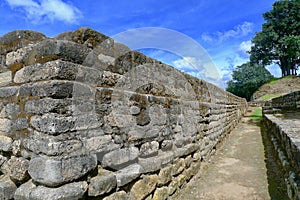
[0, 27, 247, 199]
[263, 92, 300, 199]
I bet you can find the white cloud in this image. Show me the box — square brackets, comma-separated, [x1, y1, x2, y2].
[5, 0, 82, 24]
[239, 40, 252, 53]
[201, 22, 254, 43]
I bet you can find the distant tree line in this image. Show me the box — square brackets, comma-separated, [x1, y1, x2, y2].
[226, 0, 300, 100]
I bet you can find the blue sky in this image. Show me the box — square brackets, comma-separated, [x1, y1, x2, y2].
[0, 0, 280, 88]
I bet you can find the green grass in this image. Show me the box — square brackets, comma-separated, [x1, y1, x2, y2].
[267, 75, 297, 84]
[250, 107, 262, 120]
[261, 94, 282, 101]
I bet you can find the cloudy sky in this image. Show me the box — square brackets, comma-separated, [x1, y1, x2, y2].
[0, 0, 280, 88]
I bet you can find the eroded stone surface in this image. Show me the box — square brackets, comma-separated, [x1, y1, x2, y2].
[28, 155, 97, 186]
[14, 180, 88, 200]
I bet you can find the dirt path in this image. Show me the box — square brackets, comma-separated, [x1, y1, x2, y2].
[172, 113, 270, 200]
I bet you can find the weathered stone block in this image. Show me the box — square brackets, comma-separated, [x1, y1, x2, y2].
[115, 164, 142, 187]
[0, 119, 11, 134]
[103, 191, 128, 200]
[14, 180, 88, 200]
[138, 157, 162, 174]
[88, 168, 117, 197]
[102, 147, 139, 170]
[30, 113, 103, 135]
[168, 174, 186, 195]
[161, 140, 173, 151]
[171, 158, 185, 176]
[158, 165, 172, 186]
[0, 103, 20, 118]
[0, 175, 17, 200]
[14, 60, 102, 85]
[174, 143, 199, 158]
[23, 136, 83, 156]
[139, 141, 159, 158]
[0, 155, 8, 168]
[157, 151, 174, 166]
[83, 135, 112, 153]
[153, 187, 169, 200]
[129, 175, 158, 200]
[0, 135, 13, 152]
[7, 156, 29, 182]
[0, 71, 12, 87]
[28, 154, 97, 186]
[0, 86, 19, 98]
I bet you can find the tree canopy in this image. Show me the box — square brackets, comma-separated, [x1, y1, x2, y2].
[250, 0, 300, 76]
[226, 63, 273, 101]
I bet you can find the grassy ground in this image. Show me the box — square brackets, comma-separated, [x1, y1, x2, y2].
[261, 94, 282, 101]
[250, 107, 262, 120]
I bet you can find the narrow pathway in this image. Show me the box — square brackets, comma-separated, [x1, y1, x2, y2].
[172, 110, 270, 200]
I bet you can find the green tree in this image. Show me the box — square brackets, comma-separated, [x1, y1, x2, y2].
[226, 63, 273, 101]
[250, 0, 300, 76]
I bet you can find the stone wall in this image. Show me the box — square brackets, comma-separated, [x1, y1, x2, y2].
[263, 91, 300, 114]
[0, 27, 247, 200]
[262, 92, 300, 199]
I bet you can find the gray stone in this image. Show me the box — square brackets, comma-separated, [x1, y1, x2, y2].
[14, 180, 88, 200]
[130, 106, 141, 115]
[103, 191, 128, 200]
[28, 154, 97, 186]
[138, 156, 162, 174]
[0, 175, 17, 200]
[0, 135, 13, 152]
[83, 135, 113, 153]
[161, 140, 173, 151]
[139, 141, 159, 158]
[30, 113, 102, 135]
[26, 39, 92, 65]
[128, 128, 159, 142]
[14, 60, 102, 84]
[12, 140, 21, 156]
[11, 118, 28, 131]
[174, 143, 199, 158]
[0, 155, 8, 167]
[23, 136, 83, 156]
[6, 156, 29, 182]
[25, 98, 72, 114]
[0, 103, 20, 118]
[0, 86, 19, 98]
[0, 30, 46, 54]
[5, 45, 34, 66]
[88, 168, 117, 196]
[0, 119, 11, 135]
[157, 151, 174, 166]
[102, 147, 139, 170]
[19, 80, 94, 99]
[101, 71, 123, 87]
[0, 71, 12, 87]
[115, 164, 142, 187]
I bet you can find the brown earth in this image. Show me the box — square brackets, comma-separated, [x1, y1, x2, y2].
[171, 109, 270, 200]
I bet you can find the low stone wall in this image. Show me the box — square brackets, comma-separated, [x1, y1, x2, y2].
[262, 92, 300, 199]
[0, 28, 247, 200]
[263, 91, 300, 114]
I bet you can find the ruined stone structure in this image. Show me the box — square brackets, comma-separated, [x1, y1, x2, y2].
[0, 28, 247, 199]
[263, 91, 300, 199]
